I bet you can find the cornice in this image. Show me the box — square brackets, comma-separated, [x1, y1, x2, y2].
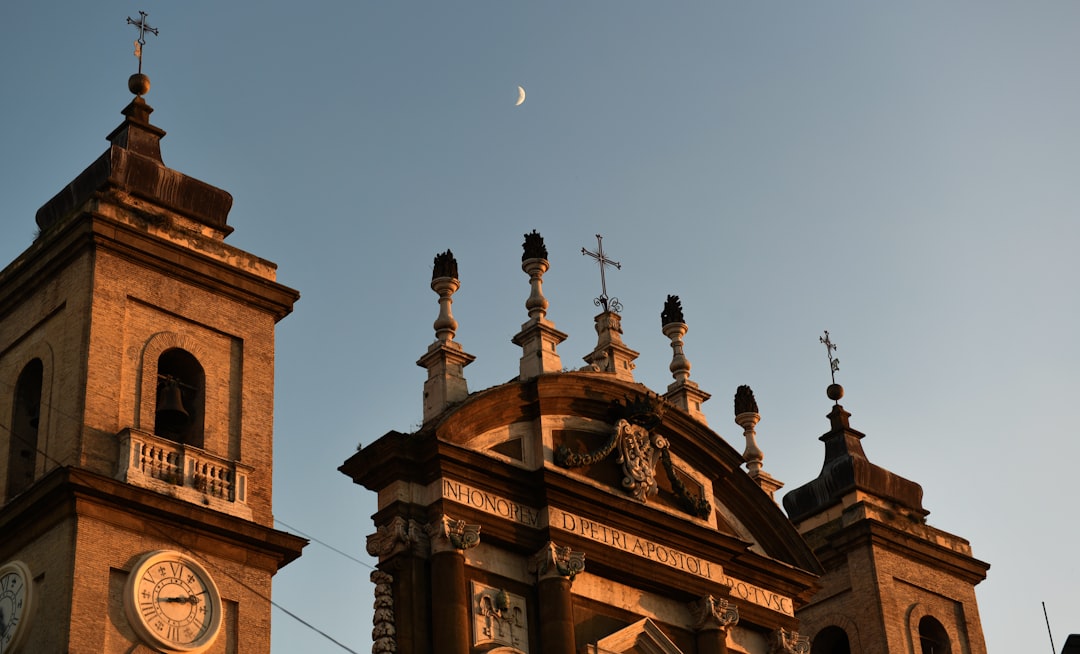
[0, 209, 298, 323]
[0, 467, 306, 570]
[821, 515, 989, 585]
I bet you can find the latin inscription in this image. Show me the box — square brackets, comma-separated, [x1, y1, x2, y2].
[548, 507, 721, 581]
[438, 478, 794, 616]
[441, 479, 541, 527]
[727, 579, 794, 616]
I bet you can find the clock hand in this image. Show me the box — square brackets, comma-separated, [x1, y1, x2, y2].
[159, 595, 198, 604]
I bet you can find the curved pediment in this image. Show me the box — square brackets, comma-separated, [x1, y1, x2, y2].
[429, 372, 821, 575]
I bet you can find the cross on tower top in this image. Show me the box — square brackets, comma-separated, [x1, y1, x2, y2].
[820, 330, 839, 384]
[582, 234, 622, 313]
[126, 11, 159, 74]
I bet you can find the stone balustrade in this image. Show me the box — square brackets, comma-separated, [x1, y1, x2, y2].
[116, 428, 253, 519]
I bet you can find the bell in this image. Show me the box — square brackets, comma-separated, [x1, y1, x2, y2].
[156, 378, 189, 432]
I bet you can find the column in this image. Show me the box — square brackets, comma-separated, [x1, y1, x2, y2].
[529, 541, 585, 654]
[425, 516, 480, 654]
[690, 595, 739, 654]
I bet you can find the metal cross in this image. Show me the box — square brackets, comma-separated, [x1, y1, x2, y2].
[582, 234, 622, 313]
[820, 331, 840, 384]
[126, 11, 159, 74]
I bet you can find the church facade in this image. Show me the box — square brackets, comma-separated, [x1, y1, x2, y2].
[0, 71, 304, 652]
[341, 236, 989, 654]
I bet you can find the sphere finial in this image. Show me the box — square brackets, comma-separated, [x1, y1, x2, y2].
[827, 383, 844, 402]
[128, 73, 151, 96]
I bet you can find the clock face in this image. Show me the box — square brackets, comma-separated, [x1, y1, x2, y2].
[0, 561, 33, 654]
[124, 551, 222, 654]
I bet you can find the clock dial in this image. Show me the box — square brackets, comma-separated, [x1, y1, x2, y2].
[124, 551, 222, 654]
[0, 561, 33, 654]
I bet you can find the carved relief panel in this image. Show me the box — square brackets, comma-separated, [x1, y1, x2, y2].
[471, 580, 529, 652]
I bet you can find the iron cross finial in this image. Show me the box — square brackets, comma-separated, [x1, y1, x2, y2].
[820, 331, 840, 384]
[582, 234, 622, 313]
[126, 11, 159, 74]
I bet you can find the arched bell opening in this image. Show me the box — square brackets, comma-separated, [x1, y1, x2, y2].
[155, 348, 205, 448]
[812, 626, 851, 654]
[918, 616, 951, 654]
[7, 359, 43, 500]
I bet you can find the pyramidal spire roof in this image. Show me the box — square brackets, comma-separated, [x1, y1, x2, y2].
[782, 342, 927, 524]
[35, 71, 233, 239]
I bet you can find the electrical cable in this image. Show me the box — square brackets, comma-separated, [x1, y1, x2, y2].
[273, 518, 375, 570]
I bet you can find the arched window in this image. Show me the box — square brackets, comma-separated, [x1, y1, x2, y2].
[919, 616, 951, 654]
[7, 360, 43, 498]
[155, 349, 205, 448]
[812, 626, 851, 654]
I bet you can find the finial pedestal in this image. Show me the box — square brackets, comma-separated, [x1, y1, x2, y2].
[418, 255, 475, 423]
[663, 321, 690, 384]
[734, 385, 784, 500]
[735, 411, 763, 477]
[583, 311, 638, 382]
[523, 257, 550, 321]
[513, 256, 567, 380]
[662, 319, 710, 423]
[431, 276, 460, 343]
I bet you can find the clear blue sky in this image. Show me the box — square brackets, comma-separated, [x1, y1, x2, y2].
[2, 2, 1078, 652]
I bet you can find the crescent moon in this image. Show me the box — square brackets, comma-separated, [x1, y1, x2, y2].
[515, 86, 526, 106]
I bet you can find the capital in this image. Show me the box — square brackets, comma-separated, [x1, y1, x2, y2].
[691, 595, 739, 632]
[367, 516, 426, 559]
[425, 515, 481, 554]
[529, 541, 585, 581]
[770, 628, 810, 654]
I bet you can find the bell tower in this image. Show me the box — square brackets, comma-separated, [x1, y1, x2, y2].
[0, 33, 304, 653]
[782, 338, 989, 654]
